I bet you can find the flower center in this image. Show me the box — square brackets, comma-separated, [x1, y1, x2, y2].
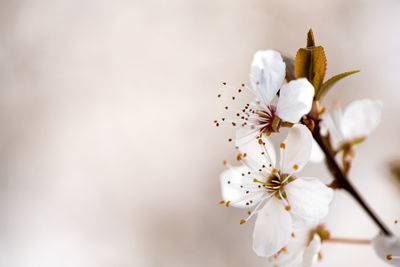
[254, 105, 281, 134]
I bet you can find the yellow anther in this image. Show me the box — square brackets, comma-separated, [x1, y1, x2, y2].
[240, 219, 246, 225]
[285, 205, 291, 211]
[219, 200, 225, 204]
[293, 164, 299, 170]
[280, 143, 286, 149]
[387, 254, 393, 261]
[225, 201, 231, 207]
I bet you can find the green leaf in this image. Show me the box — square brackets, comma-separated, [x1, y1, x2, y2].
[315, 70, 360, 100]
[294, 46, 327, 93]
[307, 29, 315, 47]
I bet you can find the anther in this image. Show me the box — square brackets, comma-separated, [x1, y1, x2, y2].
[280, 143, 286, 149]
[241, 83, 245, 87]
[217, 94, 221, 98]
[232, 97, 235, 100]
[219, 200, 225, 204]
[228, 138, 232, 142]
[225, 201, 231, 207]
[222, 82, 226, 85]
[285, 205, 291, 211]
[387, 254, 393, 261]
[232, 122, 236, 126]
[240, 219, 246, 224]
[243, 153, 247, 158]
[225, 106, 228, 110]
[238, 89, 242, 93]
[222, 160, 227, 165]
[291, 233, 295, 238]
[272, 168, 278, 174]
[293, 164, 299, 170]
[237, 153, 242, 161]
[227, 181, 231, 184]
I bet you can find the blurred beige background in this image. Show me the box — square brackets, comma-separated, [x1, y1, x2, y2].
[0, 0, 399, 266]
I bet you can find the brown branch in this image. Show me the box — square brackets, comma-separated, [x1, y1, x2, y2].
[311, 123, 393, 236]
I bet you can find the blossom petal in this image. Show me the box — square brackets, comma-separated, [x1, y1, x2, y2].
[309, 139, 324, 163]
[267, 219, 314, 267]
[236, 128, 276, 169]
[220, 166, 265, 208]
[285, 177, 333, 221]
[372, 234, 400, 267]
[250, 50, 286, 106]
[302, 234, 321, 267]
[341, 99, 382, 140]
[253, 197, 292, 257]
[276, 78, 314, 123]
[280, 124, 313, 174]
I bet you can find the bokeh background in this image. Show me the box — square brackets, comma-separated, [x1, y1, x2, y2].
[0, 0, 399, 266]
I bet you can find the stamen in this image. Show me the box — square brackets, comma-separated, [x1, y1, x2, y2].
[219, 200, 225, 204]
[225, 201, 231, 207]
[386, 254, 400, 261]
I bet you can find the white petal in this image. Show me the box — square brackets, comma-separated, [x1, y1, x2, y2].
[372, 234, 400, 267]
[309, 139, 324, 163]
[267, 220, 314, 267]
[302, 234, 321, 267]
[285, 177, 333, 221]
[320, 107, 343, 150]
[250, 50, 286, 106]
[253, 197, 292, 257]
[341, 99, 382, 140]
[220, 166, 265, 208]
[280, 124, 313, 174]
[236, 128, 276, 169]
[276, 78, 314, 123]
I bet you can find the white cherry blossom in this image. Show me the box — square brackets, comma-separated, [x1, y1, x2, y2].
[219, 124, 333, 257]
[321, 99, 382, 149]
[217, 50, 314, 136]
[250, 50, 314, 131]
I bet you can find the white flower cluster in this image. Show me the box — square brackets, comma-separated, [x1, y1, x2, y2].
[218, 50, 387, 266]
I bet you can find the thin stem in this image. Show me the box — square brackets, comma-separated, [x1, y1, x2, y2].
[326, 238, 371, 245]
[312, 124, 393, 236]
